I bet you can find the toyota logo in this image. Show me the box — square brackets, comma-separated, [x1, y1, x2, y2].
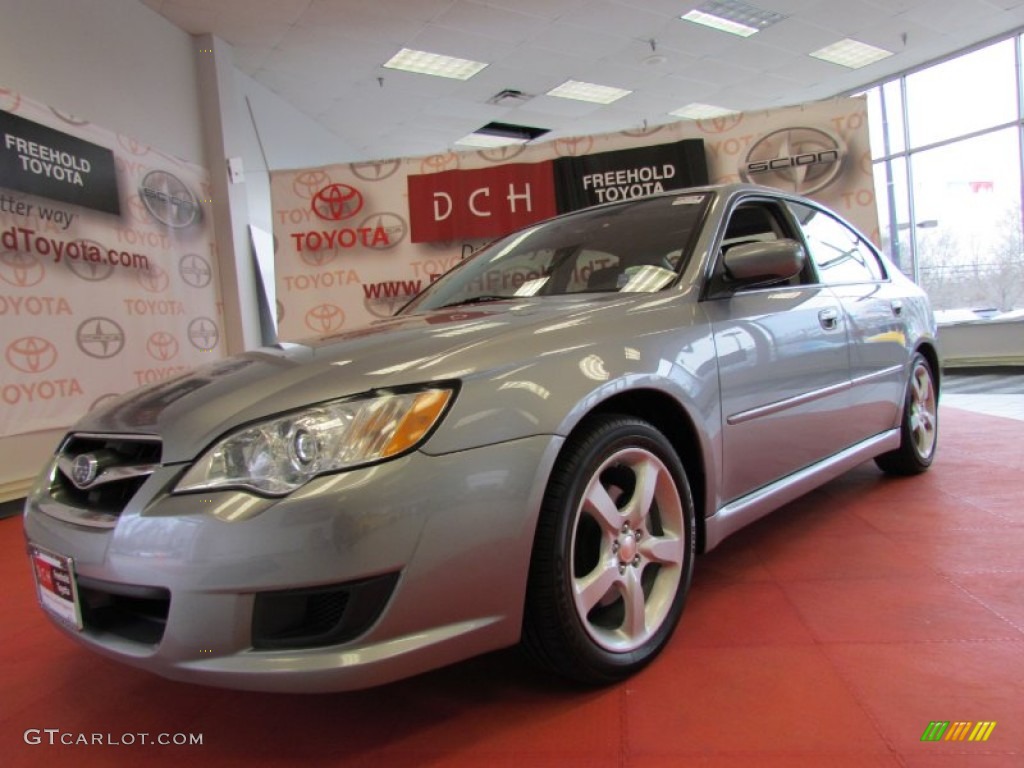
[555, 137, 594, 157]
[304, 304, 346, 334]
[696, 114, 744, 134]
[311, 184, 364, 222]
[188, 317, 220, 351]
[49, 107, 89, 126]
[358, 212, 407, 250]
[118, 134, 150, 157]
[136, 263, 170, 293]
[0, 251, 45, 287]
[740, 127, 846, 195]
[139, 170, 201, 228]
[349, 159, 401, 181]
[300, 249, 337, 268]
[0, 89, 21, 112]
[146, 332, 180, 362]
[420, 153, 459, 174]
[71, 454, 99, 488]
[292, 170, 332, 200]
[179, 253, 213, 289]
[6, 336, 58, 374]
[76, 317, 126, 359]
[477, 145, 526, 163]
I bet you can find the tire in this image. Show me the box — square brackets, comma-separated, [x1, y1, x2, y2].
[523, 414, 695, 685]
[875, 353, 939, 475]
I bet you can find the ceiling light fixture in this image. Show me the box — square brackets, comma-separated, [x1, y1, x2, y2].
[681, 0, 787, 38]
[547, 80, 632, 104]
[455, 121, 550, 147]
[383, 48, 488, 80]
[669, 103, 738, 119]
[810, 38, 894, 69]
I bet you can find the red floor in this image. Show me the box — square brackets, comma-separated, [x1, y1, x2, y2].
[1, 405, 1022, 767]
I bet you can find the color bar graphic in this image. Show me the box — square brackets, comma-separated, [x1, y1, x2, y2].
[921, 721, 996, 742]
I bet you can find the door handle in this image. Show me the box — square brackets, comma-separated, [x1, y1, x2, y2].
[818, 308, 840, 331]
[891, 300, 904, 316]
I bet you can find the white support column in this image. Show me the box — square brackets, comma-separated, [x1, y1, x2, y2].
[194, 33, 261, 354]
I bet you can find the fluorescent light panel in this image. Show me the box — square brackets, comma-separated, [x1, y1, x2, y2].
[670, 103, 737, 119]
[383, 48, 488, 80]
[547, 79, 632, 104]
[810, 38, 894, 69]
[681, 0, 787, 38]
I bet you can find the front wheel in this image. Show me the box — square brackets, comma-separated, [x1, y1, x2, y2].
[875, 353, 938, 475]
[523, 415, 695, 685]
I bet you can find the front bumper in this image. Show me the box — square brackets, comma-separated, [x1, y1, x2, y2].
[23, 435, 562, 692]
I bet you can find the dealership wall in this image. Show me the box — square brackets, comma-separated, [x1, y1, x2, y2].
[0, 0, 347, 501]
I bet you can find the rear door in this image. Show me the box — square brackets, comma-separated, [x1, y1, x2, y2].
[703, 197, 853, 502]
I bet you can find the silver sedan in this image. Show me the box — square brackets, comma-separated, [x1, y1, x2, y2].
[24, 184, 939, 692]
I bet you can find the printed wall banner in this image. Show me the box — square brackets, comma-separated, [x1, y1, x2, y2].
[553, 139, 708, 212]
[270, 97, 876, 342]
[0, 110, 120, 215]
[407, 161, 557, 243]
[0, 88, 222, 438]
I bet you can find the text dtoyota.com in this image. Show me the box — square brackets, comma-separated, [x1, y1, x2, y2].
[23, 729, 204, 746]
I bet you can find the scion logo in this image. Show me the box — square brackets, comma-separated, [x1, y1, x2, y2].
[420, 153, 459, 174]
[66, 240, 114, 281]
[117, 135, 150, 157]
[89, 393, 120, 412]
[350, 159, 401, 181]
[477, 145, 526, 163]
[136, 263, 170, 293]
[311, 184, 364, 222]
[621, 125, 665, 138]
[696, 114, 744, 134]
[139, 170, 201, 229]
[49, 107, 89, 126]
[76, 317, 126, 359]
[292, 170, 332, 200]
[179, 253, 213, 289]
[0, 252, 45, 287]
[188, 317, 220, 351]
[305, 303, 346, 334]
[555, 137, 594, 157]
[146, 331, 180, 362]
[359, 212, 407, 250]
[740, 127, 846, 195]
[6, 336, 58, 374]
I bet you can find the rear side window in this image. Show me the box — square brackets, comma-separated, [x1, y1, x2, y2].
[788, 202, 886, 284]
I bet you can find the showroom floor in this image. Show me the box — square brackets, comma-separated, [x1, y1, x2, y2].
[1, 401, 1022, 767]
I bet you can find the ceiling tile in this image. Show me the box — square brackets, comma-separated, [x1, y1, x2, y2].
[433, 1, 552, 44]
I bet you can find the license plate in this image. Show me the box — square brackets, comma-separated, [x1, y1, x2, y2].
[29, 545, 83, 630]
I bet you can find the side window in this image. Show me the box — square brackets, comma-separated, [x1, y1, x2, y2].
[788, 202, 886, 284]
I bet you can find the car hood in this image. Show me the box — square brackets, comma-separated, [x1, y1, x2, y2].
[75, 295, 657, 462]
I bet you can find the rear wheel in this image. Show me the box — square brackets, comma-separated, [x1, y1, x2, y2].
[875, 353, 938, 475]
[523, 415, 695, 684]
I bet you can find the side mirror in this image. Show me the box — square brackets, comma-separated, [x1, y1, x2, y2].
[723, 239, 806, 287]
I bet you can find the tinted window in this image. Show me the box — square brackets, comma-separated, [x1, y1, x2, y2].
[789, 202, 885, 284]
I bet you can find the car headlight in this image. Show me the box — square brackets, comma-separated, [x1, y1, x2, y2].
[175, 387, 453, 496]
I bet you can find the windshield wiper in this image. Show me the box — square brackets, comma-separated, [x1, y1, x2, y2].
[436, 295, 510, 310]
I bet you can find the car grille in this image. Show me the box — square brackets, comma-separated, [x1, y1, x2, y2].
[251, 572, 400, 650]
[48, 433, 162, 526]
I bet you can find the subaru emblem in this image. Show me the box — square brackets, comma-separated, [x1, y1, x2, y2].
[71, 454, 99, 489]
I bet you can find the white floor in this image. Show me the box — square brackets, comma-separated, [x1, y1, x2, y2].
[942, 393, 1024, 421]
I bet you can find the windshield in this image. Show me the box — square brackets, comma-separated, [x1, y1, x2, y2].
[401, 192, 711, 313]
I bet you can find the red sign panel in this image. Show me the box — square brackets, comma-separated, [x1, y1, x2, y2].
[408, 161, 557, 243]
